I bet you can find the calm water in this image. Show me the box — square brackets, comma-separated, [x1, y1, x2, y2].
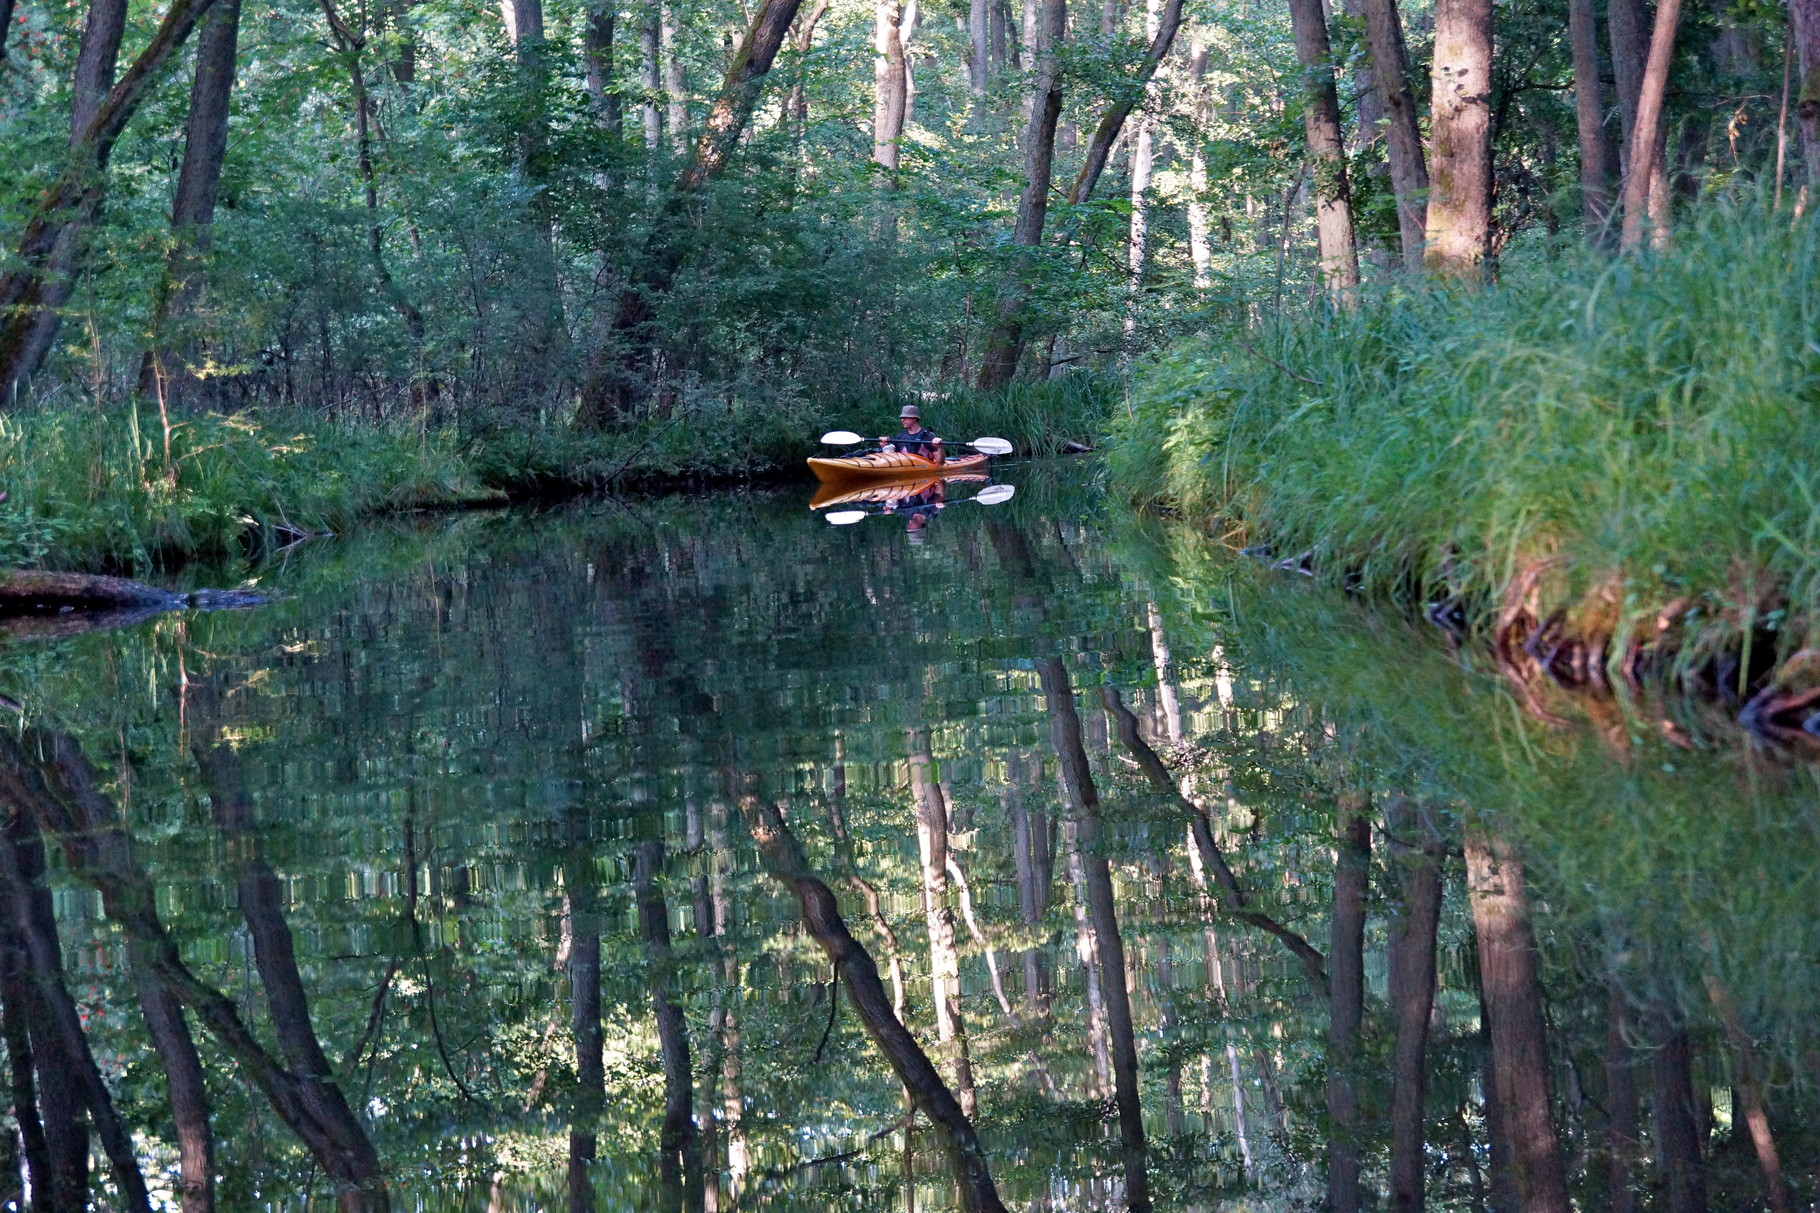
[2, 462, 1814, 1211]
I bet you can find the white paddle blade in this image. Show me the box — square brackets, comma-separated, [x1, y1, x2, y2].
[974, 484, 1016, 505]
[968, 437, 1014, 456]
[825, 510, 869, 525]
[820, 430, 867, 446]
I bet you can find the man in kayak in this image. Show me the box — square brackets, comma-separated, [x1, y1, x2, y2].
[883, 404, 944, 465]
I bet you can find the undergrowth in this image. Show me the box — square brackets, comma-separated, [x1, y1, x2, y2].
[0, 373, 1115, 573]
[1108, 199, 1820, 671]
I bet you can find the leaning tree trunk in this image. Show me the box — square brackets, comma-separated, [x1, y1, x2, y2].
[1618, 0, 1682, 251]
[1466, 829, 1570, 1213]
[1567, 0, 1612, 236]
[1040, 660, 1150, 1213]
[575, 0, 806, 427]
[1424, 0, 1494, 278]
[138, 0, 242, 403]
[1360, 0, 1429, 267]
[1285, 0, 1360, 299]
[974, 0, 1065, 390]
[745, 799, 1009, 1213]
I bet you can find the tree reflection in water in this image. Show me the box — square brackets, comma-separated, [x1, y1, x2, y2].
[0, 466, 1815, 1210]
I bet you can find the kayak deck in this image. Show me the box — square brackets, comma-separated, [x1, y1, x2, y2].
[806, 450, 989, 485]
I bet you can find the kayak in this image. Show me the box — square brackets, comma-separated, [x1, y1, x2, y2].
[806, 450, 989, 485]
[810, 474, 987, 511]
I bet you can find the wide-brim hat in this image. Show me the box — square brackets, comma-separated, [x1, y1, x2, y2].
[900, 404, 921, 419]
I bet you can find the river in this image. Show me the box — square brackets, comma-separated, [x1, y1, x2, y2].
[0, 460, 1810, 1211]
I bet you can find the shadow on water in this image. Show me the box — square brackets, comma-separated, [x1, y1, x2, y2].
[0, 460, 1816, 1210]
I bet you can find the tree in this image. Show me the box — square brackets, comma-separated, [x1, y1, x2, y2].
[1286, 0, 1361, 297]
[1423, 0, 1494, 277]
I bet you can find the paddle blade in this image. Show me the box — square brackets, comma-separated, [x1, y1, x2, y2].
[820, 430, 867, 446]
[825, 510, 868, 525]
[967, 437, 1014, 456]
[974, 484, 1016, 505]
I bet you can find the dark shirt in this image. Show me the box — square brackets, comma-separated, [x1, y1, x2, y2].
[889, 427, 943, 459]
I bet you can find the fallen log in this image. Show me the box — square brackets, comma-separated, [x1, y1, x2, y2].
[0, 571, 183, 613]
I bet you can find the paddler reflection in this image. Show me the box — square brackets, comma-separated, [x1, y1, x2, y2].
[892, 481, 946, 543]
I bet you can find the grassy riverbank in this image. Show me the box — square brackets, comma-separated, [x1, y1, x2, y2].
[1108, 203, 1820, 682]
[0, 376, 1112, 573]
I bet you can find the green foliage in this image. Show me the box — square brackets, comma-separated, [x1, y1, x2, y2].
[1109, 199, 1820, 661]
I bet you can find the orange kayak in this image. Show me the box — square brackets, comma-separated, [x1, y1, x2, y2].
[806, 450, 989, 485]
[809, 475, 988, 510]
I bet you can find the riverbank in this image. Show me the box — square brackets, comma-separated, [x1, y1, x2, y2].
[1107, 203, 1820, 707]
[0, 376, 1110, 574]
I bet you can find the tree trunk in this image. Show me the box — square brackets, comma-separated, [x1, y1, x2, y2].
[0, 809, 152, 1211]
[874, 0, 908, 169]
[1011, 792, 1053, 1016]
[1704, 975, 1790, 1213]
[0, 876, 59, 1209]
[567, 858, 605, 1213]
[642, 12, 664, 148]
[576, 0, 806, 426]
[745, 799, 1009, 1213]
[1039, 659, 1151, 1212]
[974, 0, 1064, 390]
[635, 841, 702, 1207]
[909, 730, 977, 1118]
[969, 0, 989, 99]
[1285, 0, 1360, 298]
[584, 6, 620, 133]
[1567, 0, 1612, 235]
[662, 0, 687, 152]
[1648, 1012, 1709, 1213]
[1604, 985, 1640, 1213]
[1424, 0, 1493, 277]
[1325, 796, 1370, 1213]
[191, 716, 391, 1212]
[1360, 0, 1428, 267]
[138, 0, 241, 402]
[1617, 0, 1681, 251]
[1064, 0, 1183, 207]
[1465, 829, 1570, 1213]
[1185, 43, 1214, 288]
[1386, 799, 1443, 1213]
[1793, 0, 1820, 183]
[135, 966, 216, 1213]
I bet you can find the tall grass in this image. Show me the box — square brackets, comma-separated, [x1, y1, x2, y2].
[0, 408, 491, 572]
[1107, 200, 1820, 659]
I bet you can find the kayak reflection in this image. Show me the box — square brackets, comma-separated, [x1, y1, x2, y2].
[812, 478, 1016, 540]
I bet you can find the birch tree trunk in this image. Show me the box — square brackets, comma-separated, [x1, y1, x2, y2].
[1185, 44, 1214, 289]
[909, 730, 978, 1118]
[1285, 0, 1360, 298]
[1567, 0, 1613, 234]
[662, 1, 687, 153]
[138, 0, 242, 402]
[1618, 0, 1682, 251]
[1466, 829, 1570, 1213]
[642, 10, 664, 149]
[1423, 0, 1493, 277]
[1360, 0, 1428, 266]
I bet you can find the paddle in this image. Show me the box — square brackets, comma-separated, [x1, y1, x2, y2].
[818, 431, 1015, 456]
[824, 483, 1015, 525]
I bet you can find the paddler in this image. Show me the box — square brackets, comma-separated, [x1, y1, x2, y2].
[882, 404, 944, 465]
